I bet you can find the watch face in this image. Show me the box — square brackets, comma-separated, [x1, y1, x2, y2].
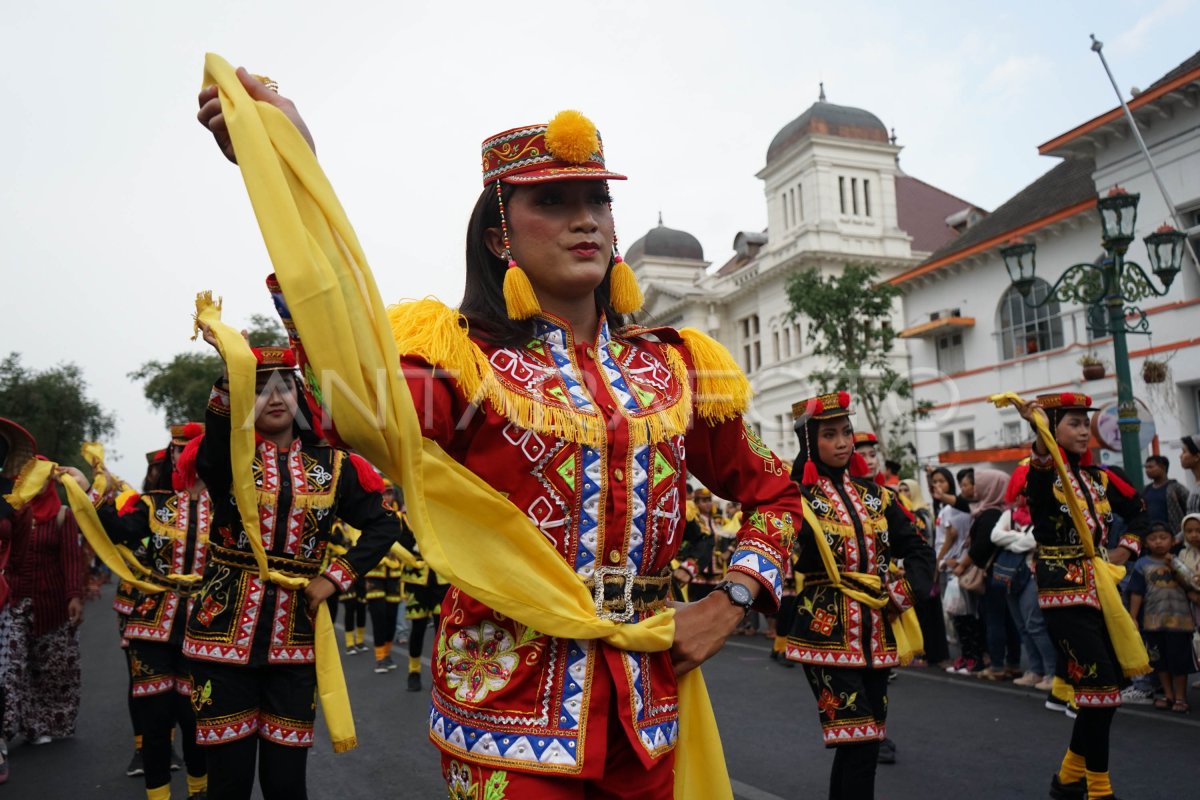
[727, 582, 752, 606]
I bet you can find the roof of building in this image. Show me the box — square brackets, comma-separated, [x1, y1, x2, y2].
[766, 99, 890, 165]
[1039, 49, 1200, 156]
[890, 156, 1097, 285]
[625, 216, 704, 263]
[895, 175, 982, 254]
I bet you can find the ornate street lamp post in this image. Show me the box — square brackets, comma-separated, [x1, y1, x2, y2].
[999, 189, 1186, 488]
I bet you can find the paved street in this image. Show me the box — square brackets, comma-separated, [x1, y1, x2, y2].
[7, 586, 1198, 798]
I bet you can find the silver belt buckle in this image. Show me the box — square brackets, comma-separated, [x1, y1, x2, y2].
[592, 566, 635, 623]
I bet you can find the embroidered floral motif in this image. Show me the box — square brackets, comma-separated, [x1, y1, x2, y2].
[443, 621, 520, 704]
[191, 679, 214, 712]
[810, 607, 837, 635]
[1061, 642, 1098, 684]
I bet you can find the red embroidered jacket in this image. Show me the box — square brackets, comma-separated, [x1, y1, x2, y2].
[99, 489, 212, 644]
[271, 281, 803, 776]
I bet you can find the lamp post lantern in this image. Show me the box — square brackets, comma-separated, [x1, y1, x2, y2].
[998, 190, 1186, 488]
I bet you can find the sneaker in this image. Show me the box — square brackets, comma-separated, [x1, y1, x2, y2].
[0, 738, 7, 758]
[374, 659, 390, 674]
[170, 747, 184, 771]
[945, 657, 965, 674]
[30, 735, 52, 746]
[1045, 693, 1069, 713]
[1012, 671, 1042, 687]
[1064, 701, 1078, 719]
[887, 669, 898, 683]
[126, 750, 145, 777]
[407, 672, 422, 692]
[384, 655, 398, 671]
[0, 753, 9, 785]
[1048, 773, 1086, 800]
[345, 645, 358, 656]
[357, 643, 371, 654]
[1119, 685, 1154, 705]
[1035, 677, 1055, 692]
[964, 659, 985, 675]
[393, 636, 408, 647]
[877, 737, 897, 764]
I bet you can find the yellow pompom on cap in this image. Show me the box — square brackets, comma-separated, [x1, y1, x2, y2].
[545, 110, 600, 164]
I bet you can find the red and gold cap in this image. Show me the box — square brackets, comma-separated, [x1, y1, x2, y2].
[252, 347, 298, 373]
[853, 431, 878, 448]
[482, 110, 627, 186]
[791, 391, 852, 422]
[1035, 392, 1096, 412]
[169, 421, 205, 446]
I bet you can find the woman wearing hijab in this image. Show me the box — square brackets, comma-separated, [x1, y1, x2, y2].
[956, 470, 1022, 681]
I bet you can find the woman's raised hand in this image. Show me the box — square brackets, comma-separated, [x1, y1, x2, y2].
[1011, 397, 1047, 427]
[197, 67, 315, 164]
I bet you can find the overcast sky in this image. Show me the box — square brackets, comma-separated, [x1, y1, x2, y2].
[3, 0, 1197, 481]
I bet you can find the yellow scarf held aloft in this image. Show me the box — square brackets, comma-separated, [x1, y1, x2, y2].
[202, 52, 729, 798]
[192, 292, 357, 753]
[990, 392, 1149, 678]
[800, 501, 924, 664]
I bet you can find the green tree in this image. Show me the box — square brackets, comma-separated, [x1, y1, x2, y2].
[786, 263, 927, 469]
[0, 353, 117, 468]
[130, 314, 288, 426]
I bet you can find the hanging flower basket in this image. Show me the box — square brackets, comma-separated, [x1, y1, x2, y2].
[1078, 354, 1105, 381]
[1142, 359, 1168, 384]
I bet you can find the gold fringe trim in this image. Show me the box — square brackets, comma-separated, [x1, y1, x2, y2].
[331, 735, 358, 754]
[290, 492, 336, 510]
[387, 300, 600, 447]
[389, 299, 703, 447]
[677, 328, 752, 423]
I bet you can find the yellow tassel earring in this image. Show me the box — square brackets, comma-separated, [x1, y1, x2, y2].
[496, 182, 541, 320]
[607, 203, 643, 315]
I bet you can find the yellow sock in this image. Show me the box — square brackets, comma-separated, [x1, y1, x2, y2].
[187, 774, 208, 795]
[375, 643, 389, 661]
[146, 784, 171, 800]
[344, 631, 355, 648]
[409, 656, 422, 674]
[1058, 749, 1085, 784]
[772, 635, 787, 654]
[1086, 770, 1112, 799]
[134, 734, 143, 750]
[355, 627, 366, 645]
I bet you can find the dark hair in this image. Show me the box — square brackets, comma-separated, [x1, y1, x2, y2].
[145, 444, 177, 492]
[1147, 522, 1173, 536]
[885, 459, 901, 474]
[956, 467, 975, 484]
[928, 466, 957, 514]
[460, 183, 628, 348]
[1146, 455, 1169, 472]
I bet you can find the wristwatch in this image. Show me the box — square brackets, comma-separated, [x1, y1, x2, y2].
[714, 580, 754, 610]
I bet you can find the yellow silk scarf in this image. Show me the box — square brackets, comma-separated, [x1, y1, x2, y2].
[202, 52, 729, 798]
[193, 293, 357, 753]
[989, 393, 1150, 678]
[799, 501, 924, 664]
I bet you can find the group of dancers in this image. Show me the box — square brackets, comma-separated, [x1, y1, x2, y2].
[1, 56, 1150, 800]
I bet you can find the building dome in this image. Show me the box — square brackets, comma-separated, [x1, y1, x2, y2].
[624, 215, 704, 262]
[766, 88, 889, 165]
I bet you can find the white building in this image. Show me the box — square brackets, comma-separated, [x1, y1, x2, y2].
[892, 50, 1200, 482]
[628, 89, 981, 460]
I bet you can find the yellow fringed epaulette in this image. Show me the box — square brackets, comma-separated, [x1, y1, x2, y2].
[386, 299, 607, 447]
[686, 499, 699, 523]
[677, 328, 752, 423]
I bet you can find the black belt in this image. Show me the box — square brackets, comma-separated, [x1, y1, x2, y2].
[583, 567, 671, 622]
[207, 544, 322, 579]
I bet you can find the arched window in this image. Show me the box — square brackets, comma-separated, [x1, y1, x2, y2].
[997, 279, 1063, 360]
